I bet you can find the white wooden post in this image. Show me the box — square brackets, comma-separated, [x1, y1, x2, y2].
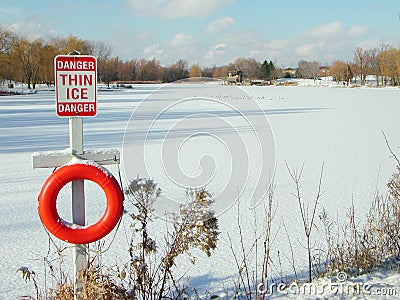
[69, 117, 86, 298]
[33, 53, 120, 300]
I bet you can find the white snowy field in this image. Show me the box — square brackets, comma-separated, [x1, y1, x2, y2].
[1, 83, 400, 299]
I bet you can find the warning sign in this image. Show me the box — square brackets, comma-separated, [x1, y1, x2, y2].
[55, 55, 97, 117]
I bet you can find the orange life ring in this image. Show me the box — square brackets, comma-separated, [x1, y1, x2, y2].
[38, 162, 124, 244]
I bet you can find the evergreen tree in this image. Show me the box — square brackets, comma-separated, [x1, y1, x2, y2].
[261, 60, 275, 80]
[269, 60, 275, 79]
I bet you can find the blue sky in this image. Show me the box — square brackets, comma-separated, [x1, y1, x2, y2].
[1, 0, 399, 67]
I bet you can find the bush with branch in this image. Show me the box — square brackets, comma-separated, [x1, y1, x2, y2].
[19, 178, 219, 299]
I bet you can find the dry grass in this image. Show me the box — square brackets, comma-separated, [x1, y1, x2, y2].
[19, 179, 219, 300]
[19, 157, 400, 298]
[321, 166, 400, 277]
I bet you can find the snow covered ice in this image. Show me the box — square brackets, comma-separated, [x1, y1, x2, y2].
[1, 83, 400, 298]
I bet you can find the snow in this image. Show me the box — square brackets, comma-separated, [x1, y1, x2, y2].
[1, 83, 400, 298]
[266, 259, 400, 299]
[65, 157, 113, 177]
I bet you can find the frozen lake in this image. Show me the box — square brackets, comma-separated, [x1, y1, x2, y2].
[1, 84, 399, 298]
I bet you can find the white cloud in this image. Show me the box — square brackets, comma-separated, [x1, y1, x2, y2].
[127, 0, 235, 19]
[170, 33, 194, 47]
[8, 20, 59, 40]
[140, 33, 199, 64]
[256, 21, 370, 66]
[206, 17, 235, 34]
[126, 0, 163, 17]
[264, 39, 287, 50]
[214, 43, 227, 51]
[102, 19, 378, 68]
[357, 39, 382, 50]
[348, 26, 368, 38]
[295, 42, 325, 56]
[136, 32, 149, 42]
[303, 20, 342, 39]
[143, 44, 164, 59]
[204, 43, 228, 61]
[200, 20, 373, 67]
[133, 20, 375, 68]
[301, 21, 368, 42]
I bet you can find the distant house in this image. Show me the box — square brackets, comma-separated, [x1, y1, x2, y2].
[283, 68, 296, 77]
[227, 70, 244, 83]
[318, 66, 330, 77]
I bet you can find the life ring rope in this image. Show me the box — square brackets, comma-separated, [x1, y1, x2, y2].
[38, 162, 124, 244]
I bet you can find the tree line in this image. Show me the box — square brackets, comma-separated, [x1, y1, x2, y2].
[296, 45, 400, 86]
[1, 26, 400, 88]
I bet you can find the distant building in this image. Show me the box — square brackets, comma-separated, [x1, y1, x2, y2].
[227, 70, 244, 83]
[283, 68, 296, 77]
[318, 66, 330, 77]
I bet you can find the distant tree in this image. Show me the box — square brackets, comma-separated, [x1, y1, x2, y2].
[273, 67, 284, 79]
[102, 56, 123, 86]
[0, 27, 16, 55]
[297, 60, 320, 79]
[189, 64, 202, 78]
[376, 43, 391, 86]
[0, 27, 16, 81]
[11, 37, 45, 89]
[87, 40, 113, 83]
[330, 61, 351, 83]
[172, 59, 188, 81]
[161, 59, 188, 82]
[377, 47, 400, 86]
[39, 43, 58, 84]
[118, 59, 137, 81]
[50, 35, 91, 55]
[202, 65, 216, 78]
[212, 65, 229, 78]
[87, 40, 112, 60]
[233, 57, 261, 79]
[353, 47, 368, 85]
[136, 58, 161, 81]
[364, 48, 381, 86]
[261, 60, 275, 80]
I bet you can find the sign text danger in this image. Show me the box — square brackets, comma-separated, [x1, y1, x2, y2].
[55, 55, 97, 117]
[57, 60, 96, 71]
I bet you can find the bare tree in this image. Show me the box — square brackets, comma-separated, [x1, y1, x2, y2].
[377, 43, 391, 85]
[0, 26, 16, 55]
[136, 58, 161, 82]
[117, 59, 138, 81]
[0, 27, 16, 82]
[87, 40, 113, 83]
[330, 61, 349, 83]
[354, 47, 368, 85]
[365, 48, 380, 86]
[297, 60, 320, 80]
[287, 163, 324, 283]
[160, 59, 188, 82]
[188, 64, 202, 78]
[101, 56, 123, 86]
[87, 40, 112, 61]
[50, 35, 91, 55]
[377, 46, 400, 86]
[233, 57, 262, 79]
[11, 37, 45, 89]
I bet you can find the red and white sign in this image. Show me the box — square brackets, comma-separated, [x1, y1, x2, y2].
[55, 55, 97, 117]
